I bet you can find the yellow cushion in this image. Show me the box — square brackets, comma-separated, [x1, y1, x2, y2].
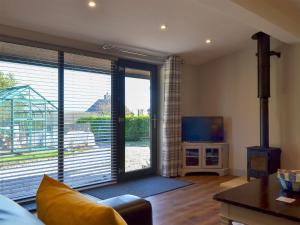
[36, 175, 127, 225]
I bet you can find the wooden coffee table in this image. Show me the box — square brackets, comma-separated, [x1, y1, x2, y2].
[214, 174, 300, 225]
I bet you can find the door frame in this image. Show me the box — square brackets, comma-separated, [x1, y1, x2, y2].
[117, 59, 158, 181]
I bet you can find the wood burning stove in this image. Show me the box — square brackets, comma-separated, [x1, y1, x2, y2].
[247, 32, 281, 181]
[247, 146, 281, 180]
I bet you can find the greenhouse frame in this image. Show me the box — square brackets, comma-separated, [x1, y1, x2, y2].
[0, 85, 57, 153]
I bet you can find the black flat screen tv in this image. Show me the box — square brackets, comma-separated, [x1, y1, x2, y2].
[182, 116, 224, 142]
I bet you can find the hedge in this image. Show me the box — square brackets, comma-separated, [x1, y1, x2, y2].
[77, 115, 150, 142]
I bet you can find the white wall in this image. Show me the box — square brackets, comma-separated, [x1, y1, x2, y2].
[181, 64, 204, 116]
[277, 43, 300, 170]
[182, 42, 300, 175]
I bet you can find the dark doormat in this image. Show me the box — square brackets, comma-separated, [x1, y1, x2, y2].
[83, 176, 193, 200]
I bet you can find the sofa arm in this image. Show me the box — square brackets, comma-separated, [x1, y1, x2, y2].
[99, 195, 152, 225]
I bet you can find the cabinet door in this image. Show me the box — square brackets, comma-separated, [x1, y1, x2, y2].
[202, 146, 222, 168]
[183, 146, 201, 168]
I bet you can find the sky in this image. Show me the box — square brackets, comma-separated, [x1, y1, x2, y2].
[0, 61, 150, 114]
[125, 77, 150, 115]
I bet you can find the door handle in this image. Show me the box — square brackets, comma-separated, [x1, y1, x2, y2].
[151, 115, 157, 129]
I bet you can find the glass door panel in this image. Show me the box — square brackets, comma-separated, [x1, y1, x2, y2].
[125, 72, 151, 172]
[204, 147, 220, 167]
[185, 149, 199, 166]
[118, 60, 157, 180]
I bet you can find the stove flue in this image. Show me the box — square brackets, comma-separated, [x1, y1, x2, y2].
[247, 32, 281, 181]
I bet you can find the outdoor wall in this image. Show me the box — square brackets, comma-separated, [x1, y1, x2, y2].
[186, 41, 300, 175]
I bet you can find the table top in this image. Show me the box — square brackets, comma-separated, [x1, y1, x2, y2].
[214, 174, 300, 222]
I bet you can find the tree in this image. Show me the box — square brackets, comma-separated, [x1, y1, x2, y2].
[0, 71, 16, 89]
[0, 71, 17, 152]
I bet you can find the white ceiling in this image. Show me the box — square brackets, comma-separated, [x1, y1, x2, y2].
[0, 0, 258, 65]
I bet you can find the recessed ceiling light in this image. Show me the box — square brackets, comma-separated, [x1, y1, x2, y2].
[205, 39, 212, 44]
[88, 1, 96, 7]
[160, 24, 167, 31]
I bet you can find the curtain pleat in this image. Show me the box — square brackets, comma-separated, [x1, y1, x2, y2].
[161, 56, 182, 177]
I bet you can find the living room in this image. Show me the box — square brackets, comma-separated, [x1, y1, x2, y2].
[1, 0, 300, 225]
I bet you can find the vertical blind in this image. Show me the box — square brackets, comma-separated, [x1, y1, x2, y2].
[0, 41, 117, 201]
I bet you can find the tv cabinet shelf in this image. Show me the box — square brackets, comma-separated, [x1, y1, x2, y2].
[181, 142, 229, 176]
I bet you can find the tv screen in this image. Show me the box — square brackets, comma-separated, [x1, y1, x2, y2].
[182, 116, 224, 142]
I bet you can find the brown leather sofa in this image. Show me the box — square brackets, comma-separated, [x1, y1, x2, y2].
[89, 194, 153, 225]
[0, 194, 153, 225]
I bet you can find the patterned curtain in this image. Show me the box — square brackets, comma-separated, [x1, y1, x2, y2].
[161, 56, 182, 177]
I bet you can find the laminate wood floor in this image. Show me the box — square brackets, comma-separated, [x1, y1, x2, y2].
[146, 175, 234, 225]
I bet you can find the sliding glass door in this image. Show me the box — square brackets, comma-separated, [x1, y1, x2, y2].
[0, 40, 158, 201]
[0, 42, 59, 200]
[62, 53, 116, 187]
[0, 41, 116, 201]
[118, 60, 157, 180]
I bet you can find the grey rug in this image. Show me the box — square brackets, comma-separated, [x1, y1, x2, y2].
[83, 176, 193, 199]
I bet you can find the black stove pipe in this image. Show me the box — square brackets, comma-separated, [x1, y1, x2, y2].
[251, 32, 280, 149]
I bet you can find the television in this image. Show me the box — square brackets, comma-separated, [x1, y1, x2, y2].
[182, 116, 224, 142]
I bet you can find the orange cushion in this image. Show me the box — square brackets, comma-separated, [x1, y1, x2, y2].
[36, 175, 127, 225]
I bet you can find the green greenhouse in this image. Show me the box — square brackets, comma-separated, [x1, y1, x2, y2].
[0, 85, 57, 153]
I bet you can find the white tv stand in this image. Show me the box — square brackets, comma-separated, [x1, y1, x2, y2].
[181, 142, 229, 176]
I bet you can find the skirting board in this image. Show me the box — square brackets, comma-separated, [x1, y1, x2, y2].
[181, 168, 229, 176]
[230, 168, 247, 177]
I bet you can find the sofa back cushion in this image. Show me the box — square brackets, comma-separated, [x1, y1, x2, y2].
[0, 194, 44, 225]
[36, 175, 127, 225]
